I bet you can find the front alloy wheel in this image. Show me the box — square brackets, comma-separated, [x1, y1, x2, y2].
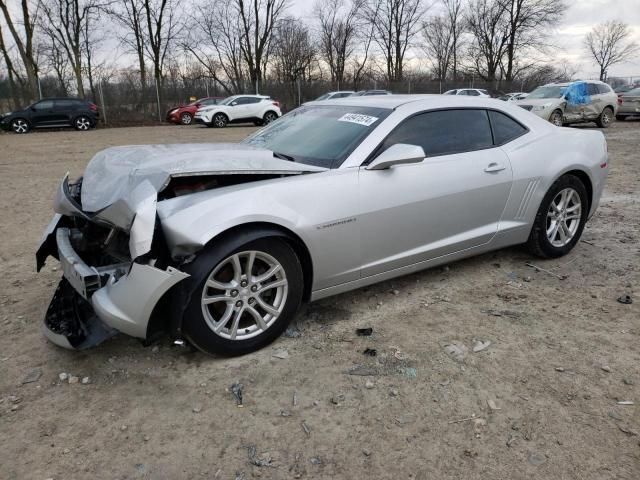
[12, 119, 29, 134]
[182, 237, 303, 356]
[212, 113, 227, 128]
[180, 112, 193, 125]
[549, 110, 563, 127]
[201, 251, 288, 341]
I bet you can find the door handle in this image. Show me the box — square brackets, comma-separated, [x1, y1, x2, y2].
[484, 162, 506, 173]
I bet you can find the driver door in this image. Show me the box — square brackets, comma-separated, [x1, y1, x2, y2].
[358, 109, 513, 277]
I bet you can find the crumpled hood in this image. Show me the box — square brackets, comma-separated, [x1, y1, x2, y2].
[56, 143, 326, 259]
[81, 143, 326, 212]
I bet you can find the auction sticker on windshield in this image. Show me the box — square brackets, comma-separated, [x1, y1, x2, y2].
[338, 113, 379, 127]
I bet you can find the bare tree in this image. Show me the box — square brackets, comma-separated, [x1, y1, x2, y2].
[271, 16, 315, 104]
[442, 0, 463, 80]
[0, 23, 23, 106]
[466, 0, 510, 82]
[362, 0, 428, 82]
[0, 0, 41, 100]
[39, 28, 72, 94]
[40, 0, 105, 97]
[315, 0, 362, 89]
[184, 1, 247, 95]
[108, 0, 148, 110]
[585, 20, 639, 81]
[141, 0, 181, 106]
[499, 0, 565, 81]
[421, 14, 453, 81]
[235, 0, 288, 92]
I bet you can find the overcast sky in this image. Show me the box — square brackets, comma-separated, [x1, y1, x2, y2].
[290, 0, 640, 79]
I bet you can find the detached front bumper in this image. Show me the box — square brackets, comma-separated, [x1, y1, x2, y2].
[38, 218, 189, 350]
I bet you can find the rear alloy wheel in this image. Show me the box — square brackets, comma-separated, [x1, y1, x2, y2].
[180, 112, 193, 125]
[11, 118, 29, 134]
[74, 116, 92, 131]
[182, 238, 303, 356]
[596, 107, 613, 128]
[212, 113, 228, 128]
[549, 110, 563, 127]
[526, 174, 588, 258]
[263, 111, 278, 124]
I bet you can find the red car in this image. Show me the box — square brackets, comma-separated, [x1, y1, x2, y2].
[166, 97, 224, 125]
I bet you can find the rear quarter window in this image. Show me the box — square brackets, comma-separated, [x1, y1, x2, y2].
[488, 110, 528, 145]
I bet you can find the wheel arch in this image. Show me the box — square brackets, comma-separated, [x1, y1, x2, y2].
[148, 221, 314, 340]
[560, 169, 593, 214]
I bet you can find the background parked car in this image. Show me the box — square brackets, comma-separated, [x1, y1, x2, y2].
[0, 97, 98, 134]
[516, 81, 618, 127]
[166, 97, 224, 125]
[315, 91, 355, 100]
[349, 90, 392, 96]
[194, 95, 281, 128]
[498, 92, 529, 101]
[614, 84, 637, 94]
[617, 87, 640, 121]
[443, 88, 491, 97]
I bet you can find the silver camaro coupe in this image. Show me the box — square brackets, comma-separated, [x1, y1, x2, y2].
[37, 95, 609, 355]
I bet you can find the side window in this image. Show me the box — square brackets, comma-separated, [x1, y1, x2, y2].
[597, 84, 611, 94]
[488, 110, 528, 145]
[55, 99, 76, 109]
[201, 99, 215, 106]
[245, 97, 262, 104]
[587, 83, 600, 96]
[381, 109, 493, 157]
[465, 90, 480, 96]
[34, 100, 54, 110]
[232, 97, 247, 105]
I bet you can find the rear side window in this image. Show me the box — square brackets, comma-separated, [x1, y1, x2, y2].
[464, 90, 480, 96]
[587, 83, 600, 96]
[597, 84, 612, 94]
[34, 100, 54, 110]
[381, 109, 493, 157]
[488, 110, 528, 145]
[55, 99, 78, 109]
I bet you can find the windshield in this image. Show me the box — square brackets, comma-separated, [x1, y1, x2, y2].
[242, 105, 391, 168]
[189, 98, 207, 106]
[315, 93, 331, 101]
[527, 86, 566, 99]
[218, 96, 238, 106]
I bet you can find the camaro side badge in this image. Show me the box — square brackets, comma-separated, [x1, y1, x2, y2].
[316, 218, 357, 230]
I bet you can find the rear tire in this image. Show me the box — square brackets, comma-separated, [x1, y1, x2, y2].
[525, 174, 588, 258]
[596, 107, 613, 128]
[11, 118, 30, 134]
[263, 111, 278, 124]
[74, 115, 92, 131]
[181, 237, 303, 356]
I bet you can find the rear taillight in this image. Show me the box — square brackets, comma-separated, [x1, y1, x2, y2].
[617, 95, 623, 105]
[272, 101, 280, 108]
[89, 103, 98, 111]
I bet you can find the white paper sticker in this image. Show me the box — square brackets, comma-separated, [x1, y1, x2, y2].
[338, 113, 379, 127]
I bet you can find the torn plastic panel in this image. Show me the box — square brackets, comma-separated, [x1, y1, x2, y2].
[565, 82, 590, 106]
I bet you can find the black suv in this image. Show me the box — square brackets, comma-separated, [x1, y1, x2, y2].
[0, 97, 99, 134]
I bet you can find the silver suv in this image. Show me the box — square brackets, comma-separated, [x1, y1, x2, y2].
[516, 81, 618, 127]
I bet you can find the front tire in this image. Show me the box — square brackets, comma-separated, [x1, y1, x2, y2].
[74, 115, 92, 131]
[11, 118, 30, 134]
[182, 237, 303, 356]
[212, 113, 228, 128]
[180, 112, 193, 125]
[525, 175, 588, 258]
[596, 107, 613, 128]
[549, 109, 563, 127]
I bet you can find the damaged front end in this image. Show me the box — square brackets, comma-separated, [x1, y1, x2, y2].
[37, 174, 189, 349]
[37, 143, 327, 350]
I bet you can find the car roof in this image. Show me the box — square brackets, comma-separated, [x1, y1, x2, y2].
[230, 94, 270, 98]
[307, 94, 517, 110]
[39, 97, 85, 101]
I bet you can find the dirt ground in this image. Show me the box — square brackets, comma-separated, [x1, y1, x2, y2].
[0, 120, 638, 480]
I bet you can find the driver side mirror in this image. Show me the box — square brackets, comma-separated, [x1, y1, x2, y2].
[366, 143, 426, 170]
[231, 101, 238, 106]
